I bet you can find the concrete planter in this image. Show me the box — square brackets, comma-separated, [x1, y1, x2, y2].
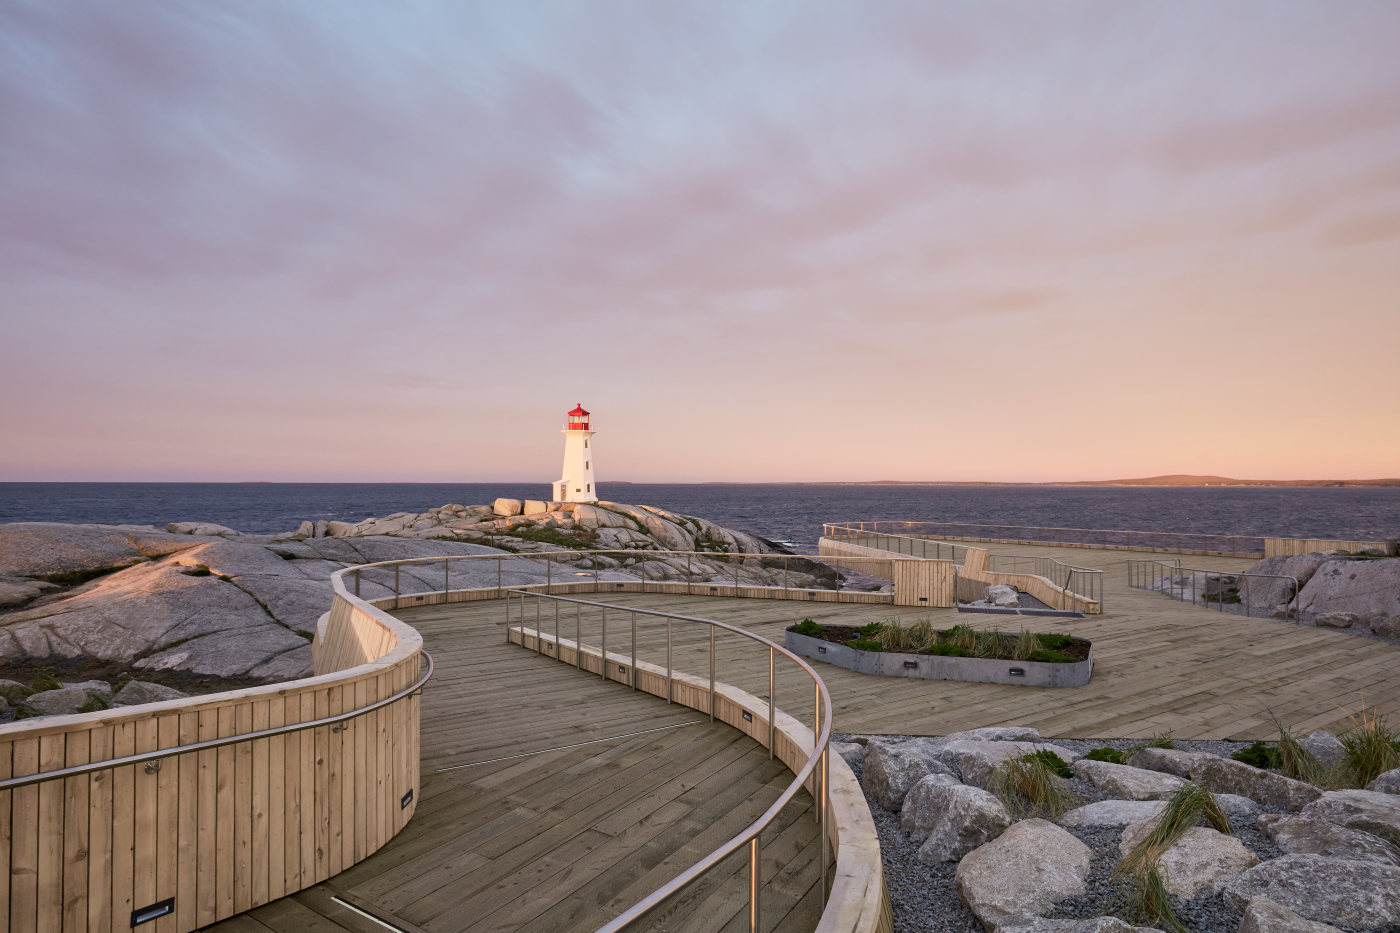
[784, 626, 1094, 688]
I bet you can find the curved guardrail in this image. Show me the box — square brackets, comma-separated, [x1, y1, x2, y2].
[1128, 559, 1302, 621]
[505, 589, 832, 933]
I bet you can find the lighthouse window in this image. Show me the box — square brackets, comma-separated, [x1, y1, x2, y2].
[587, 484, 591, 492]
[585, 461, 590, 470]
[584, 440, 588, 448]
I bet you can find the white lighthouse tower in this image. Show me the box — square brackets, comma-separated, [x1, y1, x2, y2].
[553, 403, 598, 503]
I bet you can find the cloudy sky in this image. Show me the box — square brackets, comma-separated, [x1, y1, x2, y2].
[2, 1, 1397, 483]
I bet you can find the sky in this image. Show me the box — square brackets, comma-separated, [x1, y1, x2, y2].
[2, 1, 1398, 483]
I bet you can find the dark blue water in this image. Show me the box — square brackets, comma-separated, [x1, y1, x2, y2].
[1, 483, 1397, 550]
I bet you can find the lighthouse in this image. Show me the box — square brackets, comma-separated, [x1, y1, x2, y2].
[553, 403, 598, 503]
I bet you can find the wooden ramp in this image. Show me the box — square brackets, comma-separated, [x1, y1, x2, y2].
[203, 605, 825, 933]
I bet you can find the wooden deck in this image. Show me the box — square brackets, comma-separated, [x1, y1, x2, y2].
[203, 601, 824, 933]
[204, 540, 1399, 932]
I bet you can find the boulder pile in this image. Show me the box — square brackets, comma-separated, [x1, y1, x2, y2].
[0, 503, 805, 684]
[852, 727, 1400, 932]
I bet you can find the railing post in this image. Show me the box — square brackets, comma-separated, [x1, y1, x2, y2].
[820, 735, 829, 907]
[576, 603, 582, 669]
[505, 590, 511, 642]
[555, 601, 560, 657]
[444, 557, 449, 599]
[547, 554, 552, 594]
[601, 607, 607, 681]
[355, 568, 360, 597]
[813, 681, 820, 822]
[709, 623, 716, 722]
[688, 553, 692, 596]
[734, 553, 739, 594]
[768, 647, 775, 761]
[666, 617, 673, 704]
[394, 564, 400, 609]
[632, 611, 637, 691]
[536, 598, 542, 654]
[497, 557, 502, 597]
[748, 835, 762, 933]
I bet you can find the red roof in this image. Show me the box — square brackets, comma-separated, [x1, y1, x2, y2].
[568, 403, 590, 416]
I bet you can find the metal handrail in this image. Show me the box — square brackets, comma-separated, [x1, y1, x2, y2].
[0, 651, 433, 792]
[503, 589, 832, 933]
[346, 548, 896, 604]
[1127, 559, 1299, 619]
[824, 521, 1267, 557]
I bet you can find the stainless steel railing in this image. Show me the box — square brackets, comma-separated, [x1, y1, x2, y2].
[503, 589, 833, 933]
[1127, 559, 1301, 621]
[348, 548, 896, 606]
[824, 521, 1267, 557]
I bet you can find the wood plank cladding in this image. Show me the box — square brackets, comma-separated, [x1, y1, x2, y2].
[0, 579, 422, 933]
[1264, 537, 1388, 558]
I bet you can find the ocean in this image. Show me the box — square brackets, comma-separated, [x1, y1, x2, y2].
[2, 483, 1398, 552]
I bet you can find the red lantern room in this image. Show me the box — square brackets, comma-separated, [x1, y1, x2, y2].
[566, 403, 590, 431]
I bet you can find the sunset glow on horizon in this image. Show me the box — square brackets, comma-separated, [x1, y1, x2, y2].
[2, 2, 1398, 483]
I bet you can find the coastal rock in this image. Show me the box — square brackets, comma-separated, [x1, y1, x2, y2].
[942, 740, 1080, 789]
[1237, 896, 1345, 933]
[1257, 813, 1400, 865]
[492, 498, 523, 517]
[595, 502, 698, 551]
[522, 500, 548, 515]
[1126, 747, 1215, 777]
[0, 579, 58, 608]
[1299, 789, 1400, 847]
[1296, 559, 1400, 621]
[1223, 855, 1400, 928]
[0, 558, 313, 678]
[900, 780, 1010, 861]
[113, 680, 190, 706]
[1118, 822, 1259, 899]
[1002, 918, 1157, 933]
[1241, 554, 1338, 608]
[985, 584, 1020, 608]
[1374, 615, 1400, 639]
[167, 522, 242, 537]
[1368, 768, 1400, 795]
[23, 680, 114, 716]
[1061, 800, 1166, 829]
[1299, 731, 1346, 765]
[1191, 756, 1322, 811]
[954, 819, 1091, 932]
[1071, 759, 1183, 800]
[1216, 793, 1261, 817]
[830, 742, 865, 767]
[1314, 612, 1357, 628]
[863, 740, 957, 811]
[571, 504, 637, 531]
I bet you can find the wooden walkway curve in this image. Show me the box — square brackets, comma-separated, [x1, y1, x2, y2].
[204, 602, 826, 933]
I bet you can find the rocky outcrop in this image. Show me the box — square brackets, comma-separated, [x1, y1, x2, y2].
[1299, 789, 1400, 847]
[1299, 730, 1345, 765]
[1061, 800, 1166, 829]
[1191, 756, 1323, 811]
[1257, 814, 1400, 865]
[900, 780, 1011, 863]
[1071, 760, 1182, 800]
[1118, 821, 1258, 898]
[1369, 768, 1400, 795]
[21, 680, 113, 717]
[1296, 558, 1400, 620]
[1237, 896, 1345, 933]
[113, 680, 189, 706]
[863, 740, 957, 811]
[954, 819, 1092, 932]
[1126, 747, 1215, 777]
[943, 740, 1080, 789]
[1223, 855, 1400, 929]
[1002, 919, 1157, 933]
[1241, 554, 1339, 608]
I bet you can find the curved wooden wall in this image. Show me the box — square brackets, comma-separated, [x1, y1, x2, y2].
[0, 575, 421, 933]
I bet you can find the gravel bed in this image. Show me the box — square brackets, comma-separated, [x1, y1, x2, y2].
[833, 734, 1302, 933]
